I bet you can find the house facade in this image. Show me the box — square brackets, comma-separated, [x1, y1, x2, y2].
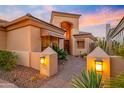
[0, 11, 96, 69]
[0, 13, 65, 52]
[0, 11, 96, 56]
[50, 11, 96, 55]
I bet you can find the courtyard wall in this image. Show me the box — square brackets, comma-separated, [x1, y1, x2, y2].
[110, 56, 124, 77]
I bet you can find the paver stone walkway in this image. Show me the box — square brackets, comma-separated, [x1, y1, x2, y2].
[41, 55, 86, 88]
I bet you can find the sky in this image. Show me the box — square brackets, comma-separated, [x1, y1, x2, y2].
[0, 5, 124, 37]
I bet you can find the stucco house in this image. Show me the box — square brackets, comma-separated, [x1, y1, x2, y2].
[50, 11, 96, 55]
[0, 11, 96, 69]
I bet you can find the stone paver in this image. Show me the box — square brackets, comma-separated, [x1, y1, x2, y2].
[0, 79, 18, 88]
[41, 55, 86, 88]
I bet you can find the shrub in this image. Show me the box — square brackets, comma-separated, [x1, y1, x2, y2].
[96, 39, 121, 55]
[111, 41, 121, 55]
[109, 73, 124, 88]
[81, 53, 87, 59]
[97, 39, 110, 54]
[0, 50, 18, 71]
[89, 43, 97, 53]
[71, 70, 102, 88]
[52, 46, 67, 60]
[118, 48, 124, 57]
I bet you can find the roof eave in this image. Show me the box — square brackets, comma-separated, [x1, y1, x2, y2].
[52, 11, 81, 17]
[3, 14, 66, 33]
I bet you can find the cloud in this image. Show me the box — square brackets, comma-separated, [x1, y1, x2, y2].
[0, 15, 6, 20]
[0, 5, 123, 28]
[32, 5, 55, 22]
[42, 5, 55, 12]
[79, 7, 124, 29]
[0, 6, 25, 21]
[80, 24, 106, 37]
[0, 5, 55, 22]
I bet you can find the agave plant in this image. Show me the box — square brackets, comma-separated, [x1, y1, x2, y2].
[71, 70, 102, 88]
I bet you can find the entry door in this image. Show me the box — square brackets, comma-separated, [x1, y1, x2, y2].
[64, 40, 70, 54]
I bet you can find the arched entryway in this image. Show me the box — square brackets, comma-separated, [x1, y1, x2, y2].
[61, 21, 73, 54]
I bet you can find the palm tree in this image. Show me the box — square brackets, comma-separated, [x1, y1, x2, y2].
[71, 70, 102, 88]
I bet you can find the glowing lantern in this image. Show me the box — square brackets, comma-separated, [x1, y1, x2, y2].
[40, 57, 45, 65]
[95, 58, 103, 72]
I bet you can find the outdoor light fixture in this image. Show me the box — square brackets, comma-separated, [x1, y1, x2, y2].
[95, 58, 103, 72]
[40, 56, 45, 65]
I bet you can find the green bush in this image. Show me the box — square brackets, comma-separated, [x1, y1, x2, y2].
[71, 70, 102, 88]
[109, 73, 124, 88]
[111, 41, 121, 55]
[97, 39, 110, 54]
[81, 53, 87, 59]
[118, 48, 124, 57]
[89, 43, 97, 53]
[0, 50, 18, 71]
[52, 46, 67, 60]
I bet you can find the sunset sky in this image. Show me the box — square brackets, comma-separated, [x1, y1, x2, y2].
[0, 5, 124, 37]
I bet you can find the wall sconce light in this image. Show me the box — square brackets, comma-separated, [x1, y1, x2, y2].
[95, 58, 103, 72]
[40, 56, 45, 65]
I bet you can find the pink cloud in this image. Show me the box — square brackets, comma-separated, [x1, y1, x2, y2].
[42, 5, 55, 12]
[32, 6, 55, 22]
[0, 15, 6, 20]
[79, 8, 124, 28]
[0, 6, 25, 21]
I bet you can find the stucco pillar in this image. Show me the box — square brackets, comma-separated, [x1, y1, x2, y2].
[59, 39, 64, 49]
[87, 47, 110, 80]
[40, 47, 58, 77]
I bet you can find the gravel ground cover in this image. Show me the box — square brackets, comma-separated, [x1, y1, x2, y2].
[0, 58, 66, 88]
[0, 65, 50, 88]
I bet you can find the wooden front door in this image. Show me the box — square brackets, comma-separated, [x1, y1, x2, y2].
[64, 40, 70, 54]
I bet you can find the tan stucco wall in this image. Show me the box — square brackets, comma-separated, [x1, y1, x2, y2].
[31, 52, 40, 70]
[14, 50, 30, 66]
[51, 16, 80, 55]
[110, 56, 124, 77]
[0, 31, 6, 49]
[74, 38, 94, 56]
[51, 16, 79, 31]
[7, 26, 31, 51]
[72, 35, 77, 55]
[30, 26, 41, 52]
[59, 39, 64, 49]
[7, 50, 30, 67]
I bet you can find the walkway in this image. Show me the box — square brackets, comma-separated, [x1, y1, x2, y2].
[41, 55, 86, 88]
[0, 79, 17, 88]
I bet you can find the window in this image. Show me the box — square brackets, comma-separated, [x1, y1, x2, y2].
[77, 41, 85, 48]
